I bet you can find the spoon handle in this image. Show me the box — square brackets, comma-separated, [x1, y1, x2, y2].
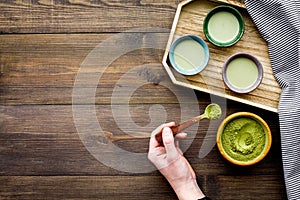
[155, 114, 205, 145]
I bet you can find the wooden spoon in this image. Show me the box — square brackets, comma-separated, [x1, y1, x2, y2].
[155, 103, 222, 145]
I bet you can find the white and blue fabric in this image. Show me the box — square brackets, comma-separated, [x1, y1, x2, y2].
[245, 0, 300, 199]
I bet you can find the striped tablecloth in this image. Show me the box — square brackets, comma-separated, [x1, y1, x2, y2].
[245, 0, 300, 199]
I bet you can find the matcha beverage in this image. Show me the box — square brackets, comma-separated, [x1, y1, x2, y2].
[226, 57, 259, 89]
[207, 11, 240, 43]
[173, 38, 205, 72]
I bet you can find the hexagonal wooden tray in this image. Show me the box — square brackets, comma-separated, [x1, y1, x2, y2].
[162, 0, 281, 112]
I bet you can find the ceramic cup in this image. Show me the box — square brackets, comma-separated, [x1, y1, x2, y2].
[222, 52, 263, 93]
[203, 5, 244, 47]
[216, 112, 272, 166]
[168, 34, 210, 75]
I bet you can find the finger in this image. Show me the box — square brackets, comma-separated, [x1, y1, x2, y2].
[150, 122, 176, 137]
[162, 127, 179, 160]
[174, 140, 184, 155]
[175, 132, 187, 139]
[149, 122, 176, 149]
[149, 134, 160, 150]
[174, 132, 186, 154]
[165, 121, 176, 128]
[149, 124, 165, 150]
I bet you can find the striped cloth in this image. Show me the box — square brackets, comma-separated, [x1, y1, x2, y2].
[244, 0, 300, 199]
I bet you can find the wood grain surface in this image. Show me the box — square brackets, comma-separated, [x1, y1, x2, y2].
[162, 0, 281, 113]
[0, 0, 287, 199]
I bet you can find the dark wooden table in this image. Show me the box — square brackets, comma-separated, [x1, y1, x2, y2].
[0, 0, 288, 199]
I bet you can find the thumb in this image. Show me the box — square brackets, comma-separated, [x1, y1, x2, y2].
[162, 127, 179, 160]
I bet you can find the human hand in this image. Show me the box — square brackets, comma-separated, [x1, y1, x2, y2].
[148, 122, 205, 200]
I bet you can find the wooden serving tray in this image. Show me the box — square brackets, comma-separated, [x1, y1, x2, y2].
[162, 0, 281, 113]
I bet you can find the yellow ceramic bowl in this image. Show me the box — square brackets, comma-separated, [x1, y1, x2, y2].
[216, 112, 272, 166]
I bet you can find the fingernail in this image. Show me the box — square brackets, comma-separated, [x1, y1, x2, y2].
[179, 132, 187, 136]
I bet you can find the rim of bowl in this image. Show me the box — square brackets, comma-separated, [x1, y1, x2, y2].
[203, 5, 245, 47]
[168, 34, 210, 76]
[216, 112, 272, 166]
[222, 52, 264, 94]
